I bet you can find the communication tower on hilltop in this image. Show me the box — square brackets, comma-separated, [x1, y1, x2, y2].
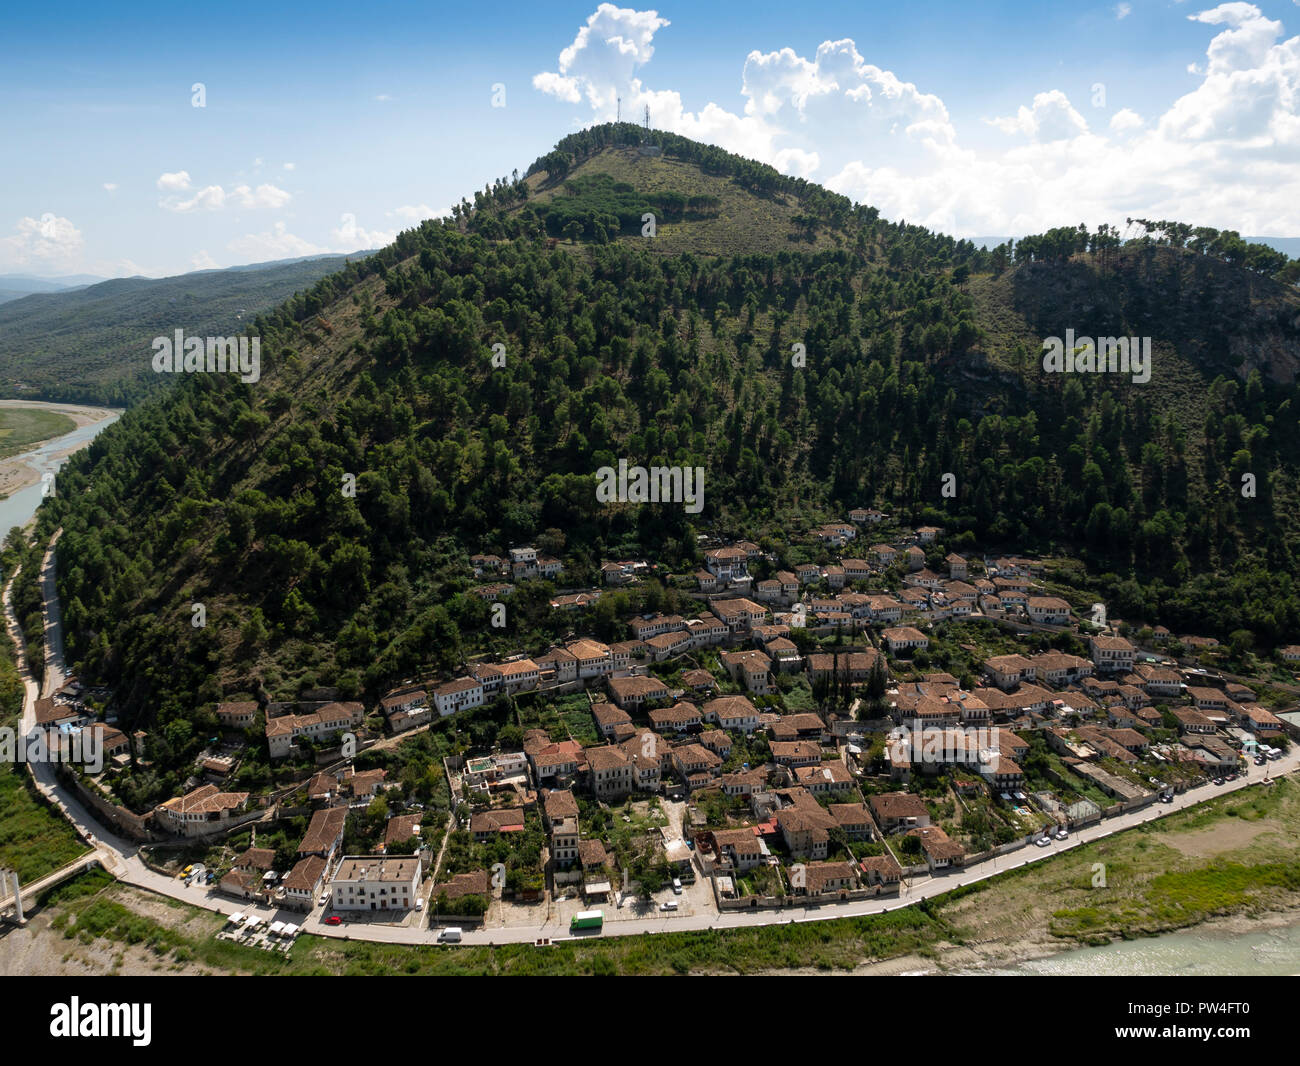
[638, 104, 661, 156]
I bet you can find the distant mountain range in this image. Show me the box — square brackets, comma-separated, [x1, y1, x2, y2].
[0, 254, 369, 405]
[0, 273, 107, 304]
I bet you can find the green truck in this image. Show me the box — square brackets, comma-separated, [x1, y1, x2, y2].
[570, 910, 604, 932]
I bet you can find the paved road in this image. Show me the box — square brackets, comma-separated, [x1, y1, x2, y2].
[5, 530, 1300, 948]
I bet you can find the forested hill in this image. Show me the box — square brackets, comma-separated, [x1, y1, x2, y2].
[0, 254, 359, 406]
[27, 123, 1300, 804]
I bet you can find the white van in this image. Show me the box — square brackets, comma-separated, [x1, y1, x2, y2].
[440, 927, 463, 943]
[660, 900, 679, 911]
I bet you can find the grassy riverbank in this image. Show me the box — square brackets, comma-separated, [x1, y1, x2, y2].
[0, 620, 88, 882]
[5, 776, 1297, 976]
[0, 408, 75, 462]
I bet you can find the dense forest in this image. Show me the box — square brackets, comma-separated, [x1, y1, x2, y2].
[27, 123, 1300, 804]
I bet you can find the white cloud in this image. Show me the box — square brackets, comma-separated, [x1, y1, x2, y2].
[232, 183, 292, 209]
[1189, 2, 1281, 73]
[388, 203, 448, 222]
[227, 222, 328, 260]
[163, 185, 227, 212]
[374, 93, 393, 102]
[530, 3, 1300, 235]
[1110, 108, 1145, 131]
[1116, 2, 1132, 19]
[990, 90, 1089, 140]
[772, 148, 821, 177]
[534, 3, 670, 113]
[227, 213, 396, 262]
[283, 162, 296, 171]
[333, 212, 395, 249]
[191, 250, 220, 270]
[0, 214, 85, 271]
[103, 182, 118, 192]
[156, 170, 192, 191]
[159, 179, 291, 212]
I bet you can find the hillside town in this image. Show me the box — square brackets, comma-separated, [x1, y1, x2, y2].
[32, 512, 1300, 936]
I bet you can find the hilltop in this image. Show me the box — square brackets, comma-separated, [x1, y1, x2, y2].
[20, 123, 1300, 804]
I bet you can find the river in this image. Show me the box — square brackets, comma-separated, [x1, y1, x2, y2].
[955, 919, 1300, 975]
[0, 405, 121, 534]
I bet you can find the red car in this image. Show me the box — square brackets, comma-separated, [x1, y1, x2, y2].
[323, 916, 343, 926]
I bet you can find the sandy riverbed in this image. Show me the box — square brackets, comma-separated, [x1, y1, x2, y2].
[0, 400, 119, 498]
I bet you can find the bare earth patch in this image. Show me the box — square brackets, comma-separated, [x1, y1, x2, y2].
[1163, 818, 1281, 859]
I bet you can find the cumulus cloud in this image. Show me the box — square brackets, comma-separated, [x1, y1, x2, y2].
[103, 182, 118, 192]
[531, 3, 1300, 235]
[164, 185, 227, 212]
[388, 203, 449, 222]
[0, 214, 85, 271]
[232, 184, 292, 209]
[156, 171, 192, 191]
[1110, 108, 1145, 132]
[534, 3, 670, 113]
[227, 221, 328, 260]
[159, 176, 291, 213]
[227, 213, 397, 262]
[333, 212, 394, 249]
[990, 90, 1089, 140]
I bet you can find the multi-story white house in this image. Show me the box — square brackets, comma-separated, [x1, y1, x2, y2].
[1089, 634, 1135, 674]
[265, 702, 365, 759]
[1027, 596, 1071, 625]
[330, 855, 422, 912]
[704, 546, 749, 583]
[433, 677, 485, 717]
[566, 639, 613, 679]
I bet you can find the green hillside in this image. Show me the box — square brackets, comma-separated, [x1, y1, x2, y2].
[0, 255, 361, 406]
[26, 123, 1300, 808]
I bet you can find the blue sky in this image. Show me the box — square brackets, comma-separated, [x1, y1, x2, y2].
[3, 0, 1298, 277]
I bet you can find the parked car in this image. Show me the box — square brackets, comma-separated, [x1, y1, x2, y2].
[1256, 756, 1267, 766]
[323, 916, 343, 926]
[1213, 778, 1225, 785]
[660, 900, 679, 911]
[1055, 828, 1067, 840]
[672, 878, 682, 894]
[1035, 836, 1052, 847]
